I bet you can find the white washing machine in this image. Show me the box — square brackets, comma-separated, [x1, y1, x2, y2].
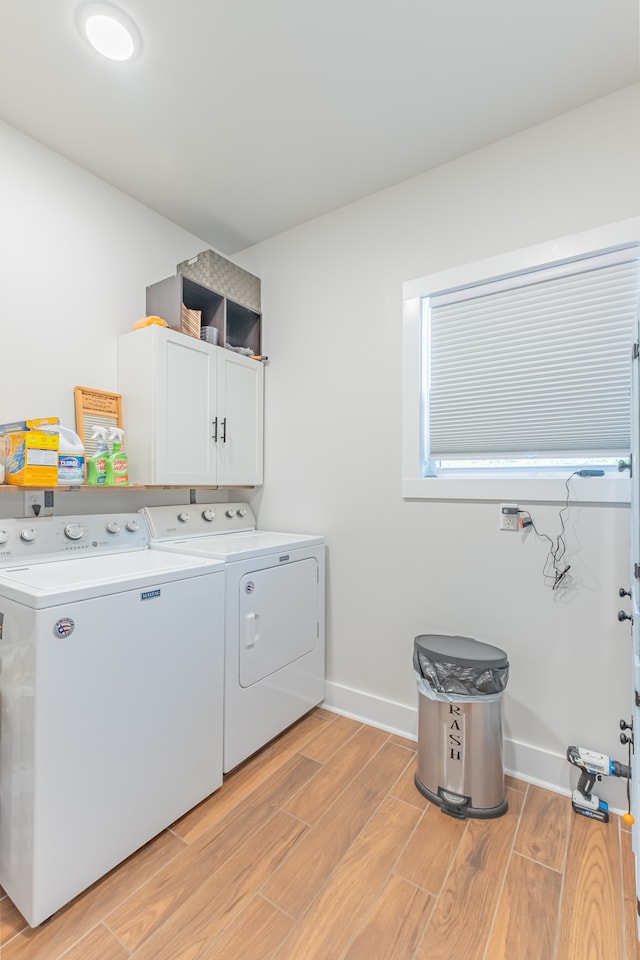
[141, 502, 325, 772]
[0, 513, 225, 927]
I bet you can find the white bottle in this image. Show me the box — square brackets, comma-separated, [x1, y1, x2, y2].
[57, 426, 85, 486]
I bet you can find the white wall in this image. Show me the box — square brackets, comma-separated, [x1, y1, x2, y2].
[0, 118, 230, 517]
[237, 84, 640, 806]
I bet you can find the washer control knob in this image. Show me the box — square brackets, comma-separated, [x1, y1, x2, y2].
[237, 508, 247, 518]
[202, 509, 215, 522]
[226, 509, 237, 519]
[106, 521, 121, 534]
[63, 523, 83, 541]
[0, 530, 7, 545]
[21, 528, 37, 542]
[125, 520, 139, 533]
[178, 512, 190, 523]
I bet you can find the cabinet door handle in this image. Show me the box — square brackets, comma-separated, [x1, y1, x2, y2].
[221, 417, 227, 443]
[212, 417, 218, 442]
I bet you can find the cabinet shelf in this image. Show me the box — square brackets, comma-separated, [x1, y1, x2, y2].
[146, 274, 261, 355]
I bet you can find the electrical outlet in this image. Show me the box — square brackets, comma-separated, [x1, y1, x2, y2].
[499, 503, 519, 531]
[23, 490, 54, 518]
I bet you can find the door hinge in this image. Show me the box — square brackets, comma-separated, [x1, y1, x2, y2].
[635, 563, 640, 580]
[633, 342, 639, 360]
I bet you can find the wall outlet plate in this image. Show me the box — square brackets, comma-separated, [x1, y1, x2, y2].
[499, 503, 519, 531]
[23, 490, 54, 518]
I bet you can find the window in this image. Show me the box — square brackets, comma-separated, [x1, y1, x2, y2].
[402, 219, 640, 503]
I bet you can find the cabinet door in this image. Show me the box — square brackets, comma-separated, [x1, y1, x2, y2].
[216, 351, 263, 486]
[155, 333, 218, 485]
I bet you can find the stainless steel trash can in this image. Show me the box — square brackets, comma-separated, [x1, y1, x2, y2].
[413, 634, 509, 819]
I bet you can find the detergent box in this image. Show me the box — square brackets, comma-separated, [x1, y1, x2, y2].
[0, 418, 60, 486]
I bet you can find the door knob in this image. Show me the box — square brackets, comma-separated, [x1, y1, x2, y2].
[620, 587, 631, 598]
[618, 609, 633, 622]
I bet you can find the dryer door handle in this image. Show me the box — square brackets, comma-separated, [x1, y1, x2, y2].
[244, 612, 259, 648]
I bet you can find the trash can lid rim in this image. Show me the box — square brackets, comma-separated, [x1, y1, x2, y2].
[414, 634, 508, 668]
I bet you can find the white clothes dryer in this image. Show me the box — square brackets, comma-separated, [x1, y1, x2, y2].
[0, 513, 225, 926]
[141, 503, 325, 772]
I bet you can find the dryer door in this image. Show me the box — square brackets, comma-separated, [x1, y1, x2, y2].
[239, 558, 319, 687]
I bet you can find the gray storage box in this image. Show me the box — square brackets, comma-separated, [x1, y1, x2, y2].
[413, 634, 509, 819]
[177, 250, 261, 313]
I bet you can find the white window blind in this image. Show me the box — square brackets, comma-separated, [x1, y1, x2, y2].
[425, 250, 640, 460]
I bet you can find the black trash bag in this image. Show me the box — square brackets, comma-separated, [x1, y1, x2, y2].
[413, 634, 509, 698]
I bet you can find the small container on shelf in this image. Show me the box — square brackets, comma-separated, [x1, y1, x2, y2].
[0, 434, 8, 484]
[200, 326, 219, 345]
[180, 305, 202, 339]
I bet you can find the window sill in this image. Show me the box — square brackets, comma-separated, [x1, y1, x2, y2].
[402, 474, 630, 505]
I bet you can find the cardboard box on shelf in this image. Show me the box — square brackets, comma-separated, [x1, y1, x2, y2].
[0, 419, 60, 486]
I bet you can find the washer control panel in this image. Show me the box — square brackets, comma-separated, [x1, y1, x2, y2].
[141, 502, 256, 540]
[0, 514, 150, 565]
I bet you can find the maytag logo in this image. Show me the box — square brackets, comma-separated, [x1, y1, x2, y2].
[141, 589, 161, 601]
[279, 554, 290, 563]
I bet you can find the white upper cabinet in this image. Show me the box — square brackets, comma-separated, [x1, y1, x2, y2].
[118, 326, 263, 486]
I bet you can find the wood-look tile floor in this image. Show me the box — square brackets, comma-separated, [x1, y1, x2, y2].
[1, 708, 638, 960]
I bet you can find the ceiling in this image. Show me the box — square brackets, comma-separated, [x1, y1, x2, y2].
[0, 1, 638, 254]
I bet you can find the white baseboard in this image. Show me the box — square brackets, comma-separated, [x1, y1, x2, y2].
[322, 680, 419, 741]
[321, 681, 629, 815]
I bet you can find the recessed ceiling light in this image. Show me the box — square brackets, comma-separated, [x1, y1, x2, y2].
[75, 1, 142, 62]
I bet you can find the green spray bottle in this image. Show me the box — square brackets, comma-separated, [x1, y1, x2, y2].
[105, 428, 129, 485]
[87, 426, 109, 485]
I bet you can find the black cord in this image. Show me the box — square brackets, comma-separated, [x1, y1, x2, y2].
[519, 472, 578, 590]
